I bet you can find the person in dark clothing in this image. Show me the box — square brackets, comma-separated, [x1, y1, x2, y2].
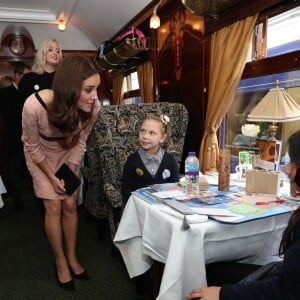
[18, 38, 62, 212]
[18, 38, 62, 103]
[187, 130, 300, 300]
[0, 62, 30, 211]
[121, 114, 179, 202]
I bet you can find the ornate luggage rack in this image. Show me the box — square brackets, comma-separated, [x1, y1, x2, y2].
[94, 37, 151, 70]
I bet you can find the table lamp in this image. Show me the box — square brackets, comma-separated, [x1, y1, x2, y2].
[247, 80, 300, 140]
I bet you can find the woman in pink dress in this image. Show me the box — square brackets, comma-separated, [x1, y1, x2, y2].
[22, 54, 101, 291]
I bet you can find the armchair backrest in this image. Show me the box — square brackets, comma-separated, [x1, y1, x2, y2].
[86, 102, 188, 210]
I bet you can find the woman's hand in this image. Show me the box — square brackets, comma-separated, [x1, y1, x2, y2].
[187, 286, 221, 300]
[37, 159, 68, 195]
[284, 162, 300, 198]
[290, 180, 300, 198]
[51, 176, 67, 195]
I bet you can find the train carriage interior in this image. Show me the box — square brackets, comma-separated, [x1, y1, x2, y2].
[0, 0, 300, 299]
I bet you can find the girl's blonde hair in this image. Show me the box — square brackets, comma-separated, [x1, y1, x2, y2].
[31, 38, 62, 74]
[141, 114, 170, 135]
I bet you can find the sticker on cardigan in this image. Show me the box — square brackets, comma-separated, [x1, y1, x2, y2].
[136, 168, 144, 176]
[162, 169, 171, 179]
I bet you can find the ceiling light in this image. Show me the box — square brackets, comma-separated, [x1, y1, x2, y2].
[58, 20, 66, 31]
[150, 0, 164, 29]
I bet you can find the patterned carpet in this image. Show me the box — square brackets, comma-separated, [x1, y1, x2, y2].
[0, 184, 145, 300]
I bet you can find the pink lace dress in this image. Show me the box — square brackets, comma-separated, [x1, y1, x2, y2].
[22, 92, 100, 200]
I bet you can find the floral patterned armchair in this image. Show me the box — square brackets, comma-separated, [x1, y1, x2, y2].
[83, 102, 189, 240]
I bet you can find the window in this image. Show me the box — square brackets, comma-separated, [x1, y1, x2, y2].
[251, 6, 300, 61]
[267, 6, 300, 57]
[123, 71, 142, 104]
[123, 71, 139, 92]
[224, 73, 300, 156]
[224, 6, 300, 157]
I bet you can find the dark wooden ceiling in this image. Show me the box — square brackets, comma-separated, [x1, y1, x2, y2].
[181, 0, 242, 18]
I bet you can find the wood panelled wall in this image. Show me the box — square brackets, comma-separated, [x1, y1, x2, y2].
[106, 0, 298, 171]
[156, 5, 208, 170]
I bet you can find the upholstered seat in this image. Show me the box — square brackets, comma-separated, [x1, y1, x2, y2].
[83, 102, 188, 240]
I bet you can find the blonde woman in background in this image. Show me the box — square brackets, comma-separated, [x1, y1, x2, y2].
[19, 38, 62, 102]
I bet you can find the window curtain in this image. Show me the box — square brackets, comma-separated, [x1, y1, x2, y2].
[112, 74, 125, 104]
[137, 61, 153, 103]
[199, 14, 258, 173]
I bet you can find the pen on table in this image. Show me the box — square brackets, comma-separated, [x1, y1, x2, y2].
[256, 199, 286, 205]
[233, 193, 243, 197]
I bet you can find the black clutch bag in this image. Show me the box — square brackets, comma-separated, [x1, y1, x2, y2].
[55, 163, 81, 195]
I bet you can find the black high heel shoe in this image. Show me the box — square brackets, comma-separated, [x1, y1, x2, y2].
[71, 269, 90, 280]
[55, 266, 76, 291]
[57, 278, 76, 291]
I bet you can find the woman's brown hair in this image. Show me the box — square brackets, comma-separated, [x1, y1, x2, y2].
[279, 130, 300, 255]
[48, 54, 99, 132]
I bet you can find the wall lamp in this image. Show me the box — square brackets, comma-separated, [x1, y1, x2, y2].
[58, 20, 66, 31]
[150, 0, 164, 29]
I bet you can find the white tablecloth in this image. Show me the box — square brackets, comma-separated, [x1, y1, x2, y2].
[114, 194, 290, 300]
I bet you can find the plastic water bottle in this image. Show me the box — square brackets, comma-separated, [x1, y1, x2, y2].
[185, 151, 199, 196]
[283, 152, 290, 165]
[281, 152, 290, 190]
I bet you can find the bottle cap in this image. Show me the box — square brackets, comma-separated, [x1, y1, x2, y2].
[188, 151, 196, 156]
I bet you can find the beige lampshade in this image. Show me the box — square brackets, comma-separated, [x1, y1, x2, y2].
[247, 87, 300, 122]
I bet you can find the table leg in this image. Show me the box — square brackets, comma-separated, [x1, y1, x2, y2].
[152, 261, 164, 299]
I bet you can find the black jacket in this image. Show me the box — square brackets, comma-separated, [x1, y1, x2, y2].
[221, 218, 300, 300]
[121, 151, 179, 202]
[0, 84, 23, 152]
[18, 71, 55, 103]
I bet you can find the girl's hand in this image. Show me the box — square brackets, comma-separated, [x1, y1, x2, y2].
[187, 286, 221, 300]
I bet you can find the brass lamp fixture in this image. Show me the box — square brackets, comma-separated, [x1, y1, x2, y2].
[247, 80, 300, 140]
[58, 20, 66, 31]
[150, 0, 164, 29]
